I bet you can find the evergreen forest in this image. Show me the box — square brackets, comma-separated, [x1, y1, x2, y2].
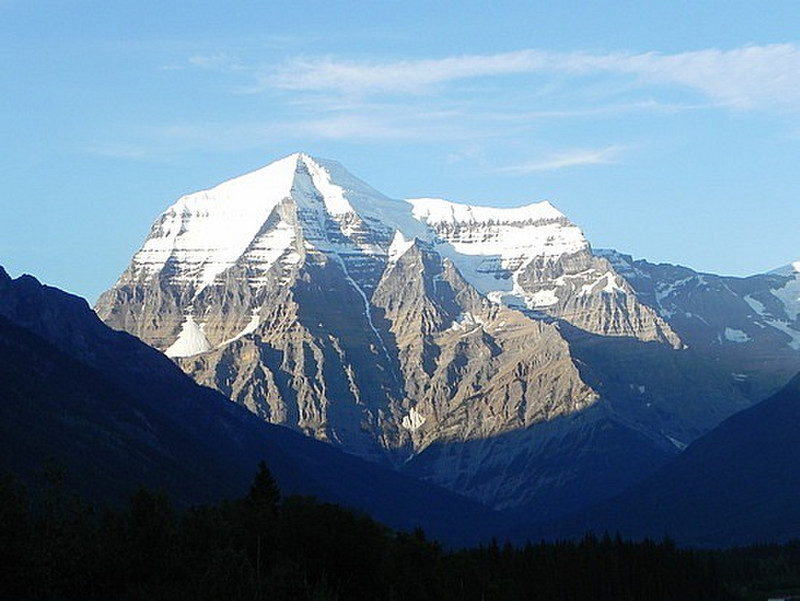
[1, 461, 797, 601]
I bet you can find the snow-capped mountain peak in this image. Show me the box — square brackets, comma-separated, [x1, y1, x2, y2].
[100, 153, 777, 518]
[130, 153, 301, 290]
[125, 154, 592, 304]
[102, 153, 679, 359]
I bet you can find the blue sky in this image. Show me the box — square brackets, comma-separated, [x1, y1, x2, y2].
[2, 1, 799, 302]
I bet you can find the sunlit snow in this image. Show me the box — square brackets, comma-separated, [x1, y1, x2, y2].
[129, 153, 621, 358]
[579, 272, 626, 297]
[526, 289, 560, 307]
[387, 230, 416, 264]
[406, 196, 588, 302]
[401, 407, 426, 431]
[165, 315, 212, 358]
[450, 312, 485, 332]
[132, 153, 300, 296]
[220, 311, 261, 346]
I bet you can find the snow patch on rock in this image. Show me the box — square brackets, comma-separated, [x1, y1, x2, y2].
[769, 261, 800, 321]
[744, 294, 800, 349]
[401, 407, 426, 431]
[221, 311, 261, 346]
[450, 312, 485, 332]
[526, 289, 560, 307]
[579, 272, 625, 297]
[166, 314, 212, 358]
[724, 327, 751, 343]
[388, 230, 416, 264]
[666, 435, 688, 451]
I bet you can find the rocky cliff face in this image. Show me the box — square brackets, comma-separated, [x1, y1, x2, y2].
[409, 198, 680, 347]
[96, 153, 771, 515]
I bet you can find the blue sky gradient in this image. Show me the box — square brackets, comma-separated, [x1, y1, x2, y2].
[2, 1, 799, 301]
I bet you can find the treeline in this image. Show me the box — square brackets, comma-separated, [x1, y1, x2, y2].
[0, 461, 789, 600]
[714, 541, 800, 600]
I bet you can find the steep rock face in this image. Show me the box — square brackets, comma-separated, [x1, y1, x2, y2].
[175, 236, 598, 469]
[177, 256, 405, 465]
[371, 241, 597, 452]
[409, 198, 680, 347]
[598, 250, 800, 399]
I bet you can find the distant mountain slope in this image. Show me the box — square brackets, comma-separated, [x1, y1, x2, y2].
[599, 250, 800, 400]
[0, 266, 504, 544]
[537, 371, 800, 547]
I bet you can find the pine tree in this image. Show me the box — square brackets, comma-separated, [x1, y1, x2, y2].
[246, 460, 280, 515]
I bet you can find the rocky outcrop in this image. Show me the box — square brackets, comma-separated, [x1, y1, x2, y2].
[516, 249, 680, 346]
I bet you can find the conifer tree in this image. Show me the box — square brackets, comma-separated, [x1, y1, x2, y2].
[246, 460, 280, 515]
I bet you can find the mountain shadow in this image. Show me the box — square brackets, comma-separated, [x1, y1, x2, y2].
[529, 370, 800, 547]
[0, 266, 505, 544]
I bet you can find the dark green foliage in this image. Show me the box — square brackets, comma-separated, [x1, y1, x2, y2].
[0, 462, 794, 601]
[714, 541, 800, 600]
[246, 460, 281, 514]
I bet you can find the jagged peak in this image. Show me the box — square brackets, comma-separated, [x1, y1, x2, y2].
[120, 154, 602, 316]
[167, 152, 353, 215]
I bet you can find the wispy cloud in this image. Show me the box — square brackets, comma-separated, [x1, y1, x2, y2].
[266, 44, 800, 112]
[494, 146, 624, 174]
[106, 43, 800, 163]
[286, 114, 429, 141]
[444, 144, 486, 165]
[188, 52, 243, 71]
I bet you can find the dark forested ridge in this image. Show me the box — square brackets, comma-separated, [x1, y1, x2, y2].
[3, 463, 796, 601]
[528, 372, 800, 548]
[0, 463, 800, 601]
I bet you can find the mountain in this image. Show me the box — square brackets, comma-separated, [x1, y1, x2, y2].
[599, 250, 800, 399]
[96, 153, 782, 518]
[0, 265, 505, 543]
[537, 370, 800, 547]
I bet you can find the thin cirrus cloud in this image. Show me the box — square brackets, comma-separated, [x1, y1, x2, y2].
[139, 43, 800, 160]
[268, 44, 800, 112]
[493, 146, 624, 175]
